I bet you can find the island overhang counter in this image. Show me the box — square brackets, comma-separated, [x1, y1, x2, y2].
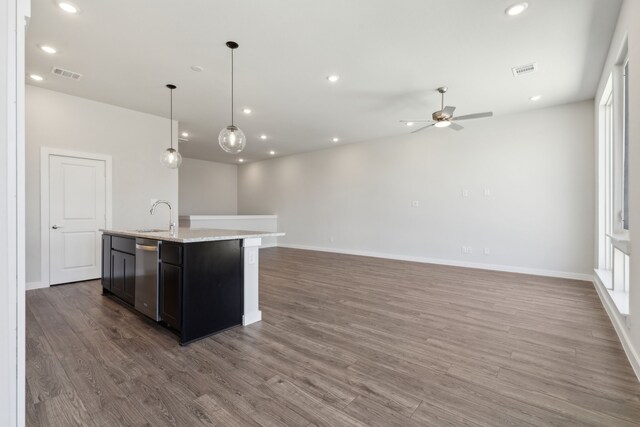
[100, 227, 284, 344]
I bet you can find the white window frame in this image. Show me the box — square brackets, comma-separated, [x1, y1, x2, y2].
[597, 48, 631, 313]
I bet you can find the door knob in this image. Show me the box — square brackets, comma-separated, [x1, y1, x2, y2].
[51, 225, 63, 229]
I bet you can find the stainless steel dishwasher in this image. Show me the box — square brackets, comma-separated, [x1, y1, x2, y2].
[135, 238, 161, 321]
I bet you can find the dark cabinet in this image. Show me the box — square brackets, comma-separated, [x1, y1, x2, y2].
[104, 236, 136, 305]
[180, 240, 242, 344]
[101, 234, 111, 290]
[160, 262, 182, 330]
[160, 239, 242, 345]
[111, 250, 135, 305]
[101, 232, 243, 345]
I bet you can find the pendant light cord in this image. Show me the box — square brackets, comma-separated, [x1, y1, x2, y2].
[231, 47, 234, 126]
[170, 87, 173, 149]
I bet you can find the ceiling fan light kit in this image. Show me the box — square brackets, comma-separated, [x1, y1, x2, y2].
[402, 86, 493, 134]
[219, 41, 247, 154]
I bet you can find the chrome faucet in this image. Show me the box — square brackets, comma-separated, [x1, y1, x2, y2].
[150, 200, 175, 235]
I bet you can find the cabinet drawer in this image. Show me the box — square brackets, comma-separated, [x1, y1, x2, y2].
[161, 243, 182, 265]
[111, 236, 135, 254]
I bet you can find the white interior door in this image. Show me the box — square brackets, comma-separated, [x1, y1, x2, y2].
[49, 155, 106, 285]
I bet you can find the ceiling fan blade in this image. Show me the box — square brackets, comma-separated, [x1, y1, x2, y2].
[411, 124, 435, 134]
[453, 112, 493, 121]
[441, 106, 456, 116]
[448, 122, 464, 131]
[399, 120, 432, 123]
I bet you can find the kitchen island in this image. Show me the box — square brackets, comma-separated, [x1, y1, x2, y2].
[100, 227, 284, 344]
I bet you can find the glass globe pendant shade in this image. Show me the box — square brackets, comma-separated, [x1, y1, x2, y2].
[218, 125, 246, 154]
[162, 147, 182, 169]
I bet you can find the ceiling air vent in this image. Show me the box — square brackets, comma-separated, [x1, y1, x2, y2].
[50, 66, 83, 81]
[511, 62, 538, 77]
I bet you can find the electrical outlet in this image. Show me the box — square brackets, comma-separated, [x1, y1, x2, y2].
[461, 246, 473, 254]
[484, 247, 490, 255]
[411, 200, 420, 208]
[330, 236, 335, 243]
[462, 189, 469, 198]
[483, 188, 491, 197]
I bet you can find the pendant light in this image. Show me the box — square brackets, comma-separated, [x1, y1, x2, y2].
[218, 41, 246, 154]
[161, 84, 182, 169]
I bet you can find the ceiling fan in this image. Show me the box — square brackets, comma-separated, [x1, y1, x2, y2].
[401, 87, 493, 133]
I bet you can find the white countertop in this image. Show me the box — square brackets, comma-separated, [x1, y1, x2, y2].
[100, 227, 284, 243]
[179, 215, 277, 220]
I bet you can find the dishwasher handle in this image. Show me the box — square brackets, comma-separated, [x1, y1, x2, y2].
[136, 243, 159, 252]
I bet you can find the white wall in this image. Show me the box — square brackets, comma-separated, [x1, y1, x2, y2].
[593, 0, 640, 377]
[179, 157, 237, 214]
[26, 86, 179, 285]
[239, 100, 595, 278]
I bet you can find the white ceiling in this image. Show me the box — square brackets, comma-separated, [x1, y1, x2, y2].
[26, 0, 621, 164]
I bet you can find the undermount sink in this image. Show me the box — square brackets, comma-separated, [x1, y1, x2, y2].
[134, 228, 167, 233]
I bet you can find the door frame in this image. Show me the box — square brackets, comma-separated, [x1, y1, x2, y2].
[40, 147, 113, 287]
[3, 0, 28, 424]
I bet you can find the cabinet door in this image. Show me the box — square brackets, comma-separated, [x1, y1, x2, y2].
[112, 250, 135, 305]
[101, 234, 111, 290]
[160, 262, 182, 330]
[111, 251, 125, 297]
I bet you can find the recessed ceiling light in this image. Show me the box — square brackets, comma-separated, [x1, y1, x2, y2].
[327, 75, 340, 83]
[181, 132, 189, 137]
[190, 65, 204, 72]
[29, 74, 44, 81]
[238, 158, 244, 163]
[58, 1, 79, 13]
[529, 95, 542, 101]
[505, 2, 528, 16]
[40, 45, 57, 54]
[260, 134, 267, 140]
[242, 108, 252, 114]
[406, 122, 414, 127]
[332, 137, 339, 143]
[269, 150, 275, 155]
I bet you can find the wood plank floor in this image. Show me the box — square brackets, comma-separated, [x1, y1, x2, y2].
[26, 247, 640, 426]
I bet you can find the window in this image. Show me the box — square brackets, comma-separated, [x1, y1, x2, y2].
[623, 58, 629, 230]
[597, 51, 630, 313]
[602, 86, 614, 271]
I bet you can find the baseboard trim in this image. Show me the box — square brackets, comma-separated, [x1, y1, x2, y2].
[592, 274, 640, 381]
[275, 243, 593, 281]
[26, 282, 48, 291]
[242, 310, 262, 326]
